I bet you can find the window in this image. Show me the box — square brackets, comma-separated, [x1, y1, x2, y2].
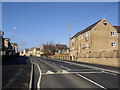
[79, 36, 81, 40]
[86, 32, 89, 37]
[86, 44, 89, 49]
[111, 32, 115, 36]
[81, 35, 84, 39]
[81, 45, 84, 49]
[72, 42, 74, 46]
[111, 42, 116, 47]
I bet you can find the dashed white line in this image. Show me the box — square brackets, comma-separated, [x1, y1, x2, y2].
[76, 73, 106, 89]
[34, 62, 42, 89]
[60, 65, 71, 71]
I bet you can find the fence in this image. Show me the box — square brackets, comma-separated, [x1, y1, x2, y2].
[49, 54, 69, 60]
[49, 50, 118, 60]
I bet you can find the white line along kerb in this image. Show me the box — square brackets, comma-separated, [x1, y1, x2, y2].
[29, 59, 33, 89]
[34, 62, 42, 89]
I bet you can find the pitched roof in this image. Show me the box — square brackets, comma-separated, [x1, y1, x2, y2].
[36, 48, 40, 51]
[11, 43, 18, 46]
[24, 49, 29, 52]
[70, 19, 102, 39]
[113, 26, 120, 33]
[55, 44, 68, 50]
[43, 45, 57, 49]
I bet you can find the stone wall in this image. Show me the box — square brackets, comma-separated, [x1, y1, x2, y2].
[77, 58, 119, 67]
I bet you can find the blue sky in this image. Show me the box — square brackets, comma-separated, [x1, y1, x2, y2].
[2, 2, 118, 51]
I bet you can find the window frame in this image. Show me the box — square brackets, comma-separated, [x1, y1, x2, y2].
[111, 32, 115, 36]
[111, 42, 116, 47]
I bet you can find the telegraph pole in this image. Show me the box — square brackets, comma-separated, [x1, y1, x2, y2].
[68, 22, 71, 60]
[68, 22, 71, 48]
[104, 11, 106, 19]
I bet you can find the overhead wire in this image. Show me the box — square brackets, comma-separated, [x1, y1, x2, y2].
[71, 2, 117, 24]
[69, 2, 117, 39]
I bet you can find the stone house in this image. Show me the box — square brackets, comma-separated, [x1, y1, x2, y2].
[55, 44, 69, 54]
[32, 47, 40, 56]
[11, 43, 18, 54]
[70, 18, 120, 60]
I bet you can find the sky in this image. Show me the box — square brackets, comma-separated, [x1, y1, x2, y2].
[2, 2, 118, 51]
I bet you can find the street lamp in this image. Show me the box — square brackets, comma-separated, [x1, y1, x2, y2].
[12, 26, 16, 54]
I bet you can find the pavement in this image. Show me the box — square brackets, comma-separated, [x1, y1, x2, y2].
[2, 56, 31, 89]
[29, 56, 120, 89]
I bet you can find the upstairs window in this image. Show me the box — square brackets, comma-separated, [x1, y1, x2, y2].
[111, 32, 115, 36]
[86, 32, 89, 37]
[72, 42, 74, 46]
[111, 42, 116, 47]
[81, 35, 84, 39]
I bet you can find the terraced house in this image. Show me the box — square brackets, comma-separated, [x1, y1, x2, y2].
[70, 18, 120, 64]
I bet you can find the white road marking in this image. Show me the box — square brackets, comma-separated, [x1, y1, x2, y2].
[29, 59, 33, 89]
[42, 71, 103, 75]
[34, 62, 42, 90]
[49, 59, 119, 75]
[76, 73, 106, 89]
[46, 70, 54, 74]
[62, 70, 69, 73]
[60, 65, 71, 71]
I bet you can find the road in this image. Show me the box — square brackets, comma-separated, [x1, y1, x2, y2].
[29, 56, 120, 89]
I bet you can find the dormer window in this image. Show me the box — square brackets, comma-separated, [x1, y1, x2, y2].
[103, 20, 107, 25]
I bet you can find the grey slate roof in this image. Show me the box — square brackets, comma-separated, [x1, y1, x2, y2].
[70, 19, 102, 39]
[55, 44, 68, 50]
[113, 26, 120, 33]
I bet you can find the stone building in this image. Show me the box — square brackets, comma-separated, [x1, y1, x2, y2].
[40, 44, 69, 56]
[23, 49, 29, 56]
[55, 44, 69, 54]
[11, 43, 18, 54]
[32, 47, 40, 56]
[70, 18, 120, 60]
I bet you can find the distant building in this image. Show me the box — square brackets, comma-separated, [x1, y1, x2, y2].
[40, 44, 69, 56]
[40, 44, 57, 56]
[22, 47, 40, 56]
[23, 49, 29, 56]
[55, 44, 69, 54]
[11, 43, 18, 53]
[20, 51, 24, 56]
[4, 38, 13, 56]
[70, 18, 120, 60]
[0, 30, 18, 57]
[32, 47, 40, 56]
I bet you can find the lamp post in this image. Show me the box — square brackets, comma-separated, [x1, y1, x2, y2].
[12, 26, 16, 54]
